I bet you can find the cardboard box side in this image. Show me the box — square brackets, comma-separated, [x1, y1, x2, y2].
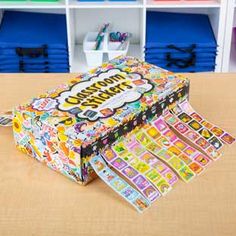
[13, 108, 84, 184]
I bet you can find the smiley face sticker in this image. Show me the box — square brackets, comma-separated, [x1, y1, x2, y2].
[188, 120, 202, 131]
[178, 112, 192, 123]
[199, 128, 213, 140]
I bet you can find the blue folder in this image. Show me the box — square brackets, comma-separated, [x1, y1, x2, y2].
[146, 61, 215, 72]
[145, 47, 217, 53]
[146, 11, 217, 48]
[0, 57, 69, 65]
[0, 48, 68, 57]
[151, 61, 216, 67]
[145, 54, 216, 62]
[0, 64, 69, 70]
[0, 11, 69, 73]
[0, 11, 68, 49]
[145, 49, 217, 56]
[0, 68, 69, 73]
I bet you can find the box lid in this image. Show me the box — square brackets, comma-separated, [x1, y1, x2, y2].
[14, 57, 189, 148]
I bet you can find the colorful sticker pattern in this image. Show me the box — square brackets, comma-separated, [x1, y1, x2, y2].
[164, 109, 222, 160]
[101, 148, 161, 201]
[177, 100, 236, 145]
[109, 140, 173, 196]
[133, 128, 196, 183]
[148, 117, 211, 175]
[89, 154, 151, 213]
[125, 138, 179, 186]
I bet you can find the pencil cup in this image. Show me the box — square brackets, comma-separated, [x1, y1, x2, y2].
[107, 40, 129, 60]
[83, 32, 104, 67]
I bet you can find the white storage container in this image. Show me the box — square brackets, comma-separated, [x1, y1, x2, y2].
[107, 40, 129, 60]
[83, 32, 104, 68]
[83, 32, 130, 67]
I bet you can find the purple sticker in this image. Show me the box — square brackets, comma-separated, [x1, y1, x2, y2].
[143, 185, 161, 201]
[133, 175, 150, 190]
[111, 158, 127, 170]
[122, 166, 138, 179]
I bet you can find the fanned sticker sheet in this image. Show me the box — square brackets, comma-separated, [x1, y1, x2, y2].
[89, 100, 235, 212]
[90, 154, 151, 213]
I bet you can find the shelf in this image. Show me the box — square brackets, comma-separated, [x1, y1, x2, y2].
[0, 0, 228, 72]
[68, 0, 143, 9]
[146, 0, 221, 8]
[71, 44, 141, 72]
[229, 42, 236, 72]
[0, 1, 65, 9]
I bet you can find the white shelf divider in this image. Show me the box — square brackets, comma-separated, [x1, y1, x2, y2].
[222, 0, 235, 72]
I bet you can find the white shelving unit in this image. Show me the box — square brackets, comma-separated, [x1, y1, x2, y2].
[0, 0, 229, 73]
[222, 0, 236, 72]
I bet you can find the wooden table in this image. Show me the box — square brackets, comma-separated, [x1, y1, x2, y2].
[0, 73, 235, 236]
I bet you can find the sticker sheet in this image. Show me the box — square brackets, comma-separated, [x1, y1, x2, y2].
[89, 154, 151, 213]
[102, 148, 161, 201]
[176, 100, 236, 145]
[149, 116, 212, 174]
[164, 109, 222, 160]
[103, 138, 178, 196]
[102, 149, 161, 202]
[124, 137, 178, 187]
[134, 128, 196, 183]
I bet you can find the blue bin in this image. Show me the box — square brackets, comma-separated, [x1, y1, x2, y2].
[0, 11, 69, 73]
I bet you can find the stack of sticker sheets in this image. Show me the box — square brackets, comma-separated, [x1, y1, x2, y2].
[90, 99, 235, 213]
[0, 11, 69, 73]
[145, 11, 217, 73]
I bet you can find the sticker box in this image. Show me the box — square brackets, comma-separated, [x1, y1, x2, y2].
[13, 56, 189, 185]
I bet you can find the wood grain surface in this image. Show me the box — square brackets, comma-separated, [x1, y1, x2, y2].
[0, 73, 235, 236]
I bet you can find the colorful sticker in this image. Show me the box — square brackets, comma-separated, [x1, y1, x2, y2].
[164, 110, 221, 160]
[89, 154, 151, 212]
[179, 166, 195, 183]
[174, 122, 188, 134]
[148, 116, 211, 176]
[118, 137, 178, 190]
[189, 162, 203, 175]
[138, 125, 195, 182]
[221, 133, 235, 145]
[163, 129, 177, 142]
[174, 140, 187, 151]
[107, 139, 175, 197]
[146, 127, 161, 140]
[178, 112, 192, 123]
[153, 119, 168, 132]
[142, 185, 160, 202]
[199, 128, 213, 140]
[191, 112, 203, 122]
[194, 154, 210, 167]
[122, 166, 138, 179]
[195, 137, 210, 149]
[111, 158, 128, 170]
[102, 149, 161, 202]
[178, 100, 235, 146]
[185, 130, 200, 141]
[188, 120, 202, 131]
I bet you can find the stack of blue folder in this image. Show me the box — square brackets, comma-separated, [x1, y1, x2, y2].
[145, 11, 217, 73]
[0, 11, 69, 73]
